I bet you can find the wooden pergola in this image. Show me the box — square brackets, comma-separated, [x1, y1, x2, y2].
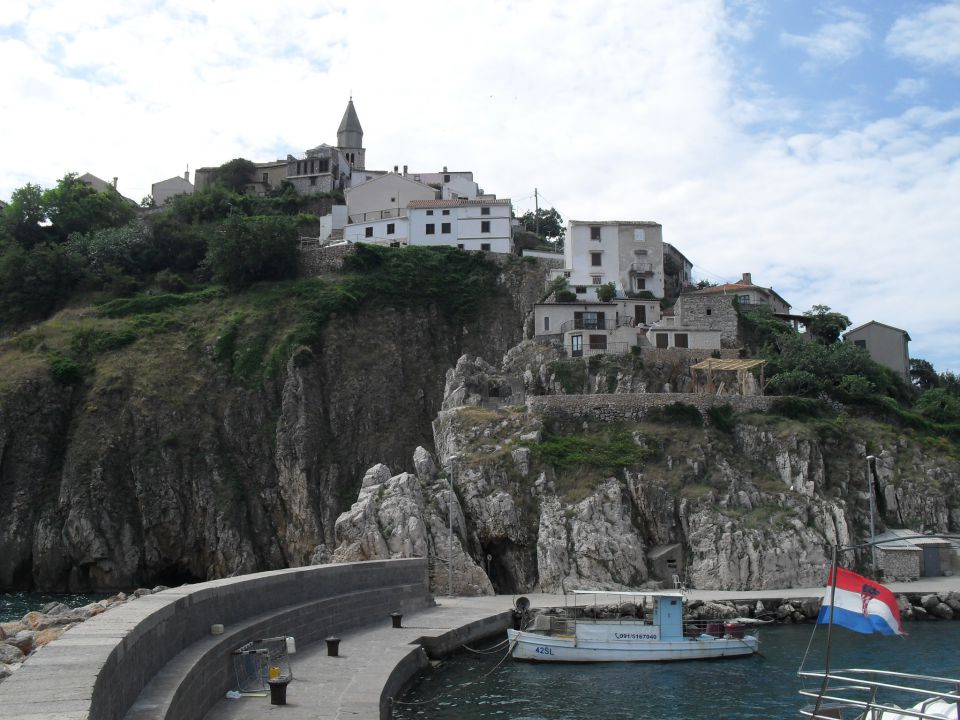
[690, 358, 767, 396]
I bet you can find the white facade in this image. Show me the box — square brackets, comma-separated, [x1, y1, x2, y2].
[647, 315, 721, 350]
[534, 299, 662, 357]
[345, 173, 436, 224]
[563, 220, 665, 301]
[407, 199, 513, 253]
[343, 215, 409, 245]
[318, 205, 349, 242]
[151, 174, 194, 205]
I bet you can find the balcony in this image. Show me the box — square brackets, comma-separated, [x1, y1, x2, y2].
[630, 261, 654, 276]
[568, 341, 630, 358]
[559, 317, 636, 333]
[348, 209, 407, 223]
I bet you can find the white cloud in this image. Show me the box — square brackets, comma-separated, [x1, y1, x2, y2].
[0, 0, 958, 371]
[780, 7, 871, 71]
[887, 2, 960, 70]
[888, 77, 930, 100]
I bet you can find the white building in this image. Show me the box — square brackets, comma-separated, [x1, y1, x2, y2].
[345, 173, 436, 224]
[560, 220, 666, 301]
[533, 299, 662, 357]
[407, 198, 513, 253]
[151, 172, 194, 205]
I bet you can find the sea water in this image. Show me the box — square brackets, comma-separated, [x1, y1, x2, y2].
[393, 622, 960, 720]
[0, 592, 109, 623]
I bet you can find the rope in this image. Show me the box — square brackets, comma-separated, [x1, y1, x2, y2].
[461, 638, 510, 654]
[798, 620, 820, 687]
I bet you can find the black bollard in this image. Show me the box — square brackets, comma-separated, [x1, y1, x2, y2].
[390, 612, 403, 628]
[268, 677, 291, 706]
[326, 636, 341, 656]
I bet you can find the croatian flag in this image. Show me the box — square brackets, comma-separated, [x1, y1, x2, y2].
[817, 567, 903, 636]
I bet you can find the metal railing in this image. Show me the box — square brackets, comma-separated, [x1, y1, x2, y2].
[348, 209, 407, 223]
[630, 261, 654, 275]
[568, 341, 630, 358]
[798, 668, 960, 720]
[558, 317, 639, 334]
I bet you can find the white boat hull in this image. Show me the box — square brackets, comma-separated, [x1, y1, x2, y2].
[507, 627, 759, 663]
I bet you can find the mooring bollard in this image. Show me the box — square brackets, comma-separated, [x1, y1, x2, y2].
[268, 677, 291, 706]
[325, 636, 341, 656]
[390, 612, 403, 629]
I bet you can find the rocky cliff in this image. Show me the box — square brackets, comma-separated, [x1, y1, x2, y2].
[0, 255, 550, 591]
[331, 352, 960, 593]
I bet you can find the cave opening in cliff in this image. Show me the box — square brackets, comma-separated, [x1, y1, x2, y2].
[481, 540, 521, 594]
[149, 565, 206, 588]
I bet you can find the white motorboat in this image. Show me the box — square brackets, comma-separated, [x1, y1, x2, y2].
[799, 668, 960, 719]
[507, 590, 759, 662]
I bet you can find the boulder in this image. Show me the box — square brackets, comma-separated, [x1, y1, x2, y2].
[34, 626, 66, 647]
[0, 643, 24, 665]
[40, 602, 70, 615]
[360, 463, 392, 490]
[912, 605, 930, 621]
[0, 663, 11, 681]
[8, 631, 36, 655]
[800, 598, 822, 619]
[931, 602, 954, 620]
[412, 447, 437, 481]
[921, 594, 941, 612]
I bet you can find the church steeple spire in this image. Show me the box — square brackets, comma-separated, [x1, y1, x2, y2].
[337, 98, 364, 159]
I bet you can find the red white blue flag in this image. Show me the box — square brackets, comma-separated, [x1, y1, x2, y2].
[817, 567, 904, 636]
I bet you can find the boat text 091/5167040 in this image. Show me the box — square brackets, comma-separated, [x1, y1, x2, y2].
[507, 590, 759, 663]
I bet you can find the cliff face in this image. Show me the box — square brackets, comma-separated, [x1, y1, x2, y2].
[331, 354, 960, 593]
[0, 259, 550, 591]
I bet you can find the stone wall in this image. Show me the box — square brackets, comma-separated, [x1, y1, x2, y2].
[879, 549, 921, 581]
[528, 392, 774, 425]
[299, 243, 355, 276]
[0, 559, 431, 720]
[674, 294, 741, 347]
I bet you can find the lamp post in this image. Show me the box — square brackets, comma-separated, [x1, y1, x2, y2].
[448, 472, 454, 598]
[866, 455, 877, 576]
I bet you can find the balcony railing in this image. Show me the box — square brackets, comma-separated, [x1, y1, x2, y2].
[568, 341, 630, 358]
[558, 316, 638, 334]
[630, 261, 654, 275]
[348, 209, 407, 223]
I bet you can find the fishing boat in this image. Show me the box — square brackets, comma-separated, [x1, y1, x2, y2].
[507, 590, 759, 662]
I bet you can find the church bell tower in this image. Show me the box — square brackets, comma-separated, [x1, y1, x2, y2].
[336, 97, 365, 170]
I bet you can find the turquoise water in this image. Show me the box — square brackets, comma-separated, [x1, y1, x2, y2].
[394, 623, 960, 720]
[0, 592, 110, 623]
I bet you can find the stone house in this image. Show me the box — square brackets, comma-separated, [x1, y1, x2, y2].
[874, 529, 955, 581]
[533, 298, 662, 357]
[844, 321, 911, 381]
[674, 272, 792, 348]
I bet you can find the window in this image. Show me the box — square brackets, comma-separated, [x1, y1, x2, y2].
[425, 224, 435, 235]
[543, 316, 550, 332]
[444, 174, 450, 182]
[591, 275, 602, 285]
[675, 333, 689, 349]
[262, 172, 268, 184]
[426, 210, 434, 216]
[636, 278, 646, 290]
[571, 334, 583, 357]
[310, 176, 317, 186]
[656, 333, 669, 349]
[591, 252, 602, 266]
[575, 286, 586, 294]
[386, 223, 395, 235]
[364, 227, 373, 238]
[706, 308, 712, 316]
[481, 207, 491, 215]
[589, 335, 607, 350]
[442, 209, 450, 215]
[737, 294, 750, 304]
[481, 243, 491, 251]
[318, 158, 329, 173]
[457, 244, 465, 250]
[441, 222, 451, 234]
[854, 339, 866, 349]
[481, 220, 491, 233]
[564, 271, 572, 278]
[590, 226, 601, 240]
[634, 228, 645, 242]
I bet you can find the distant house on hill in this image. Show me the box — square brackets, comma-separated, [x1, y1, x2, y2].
[675, 272, 792, 348]
[844, 320, 911, 381]
[151, 172, 194, 205]
[79, 172, 138, 206]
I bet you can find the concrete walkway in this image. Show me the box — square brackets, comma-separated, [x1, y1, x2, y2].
[200, 580, 960, 720]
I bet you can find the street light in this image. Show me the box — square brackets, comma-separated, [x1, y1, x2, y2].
[866, 455, 877, 576]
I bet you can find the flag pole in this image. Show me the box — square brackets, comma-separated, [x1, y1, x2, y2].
[813, 544, 840, 719]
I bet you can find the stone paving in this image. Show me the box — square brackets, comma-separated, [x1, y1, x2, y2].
[200, 580, 960, 720]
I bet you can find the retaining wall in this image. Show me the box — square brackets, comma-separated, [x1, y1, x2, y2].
[0, 559, 431, 720]
[299, 243, 355, 275]
[529, 392, 774, 425]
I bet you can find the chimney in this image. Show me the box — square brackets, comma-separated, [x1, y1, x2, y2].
[112, 177, 118, 188]
[741, 272, 752, 285]
[403, 165, 408, 176]
[443, 165, 448, 172]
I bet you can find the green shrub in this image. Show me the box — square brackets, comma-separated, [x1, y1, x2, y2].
[769, 396, 828, 420]
[707, 404, 737, 432]
[207, 214, 299, 289]
[48, 352, 83, 384]
[97, 287, 225, 317]
[533, 430, 654, 472]
[555, 290, 577, 302]
[548, 360, 587, 394]
[647, 402, 703, 426]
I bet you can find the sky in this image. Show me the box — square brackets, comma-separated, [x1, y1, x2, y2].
[2, 0, 959, 372]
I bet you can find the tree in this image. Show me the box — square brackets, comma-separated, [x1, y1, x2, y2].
[909, 358, 939, 391]
[206, 214, 299, 289]
[214, 158, 256, 194]
[596, 282, 616, 303]
[42, 173, 136, 242]
[3, 182, 48, 249]
[803, 304, 851, 344]
[518, 207, 565, 242]
[0, 242, 80, 329]
[915, 388, 960, 423]
[695, 279, 718, 289]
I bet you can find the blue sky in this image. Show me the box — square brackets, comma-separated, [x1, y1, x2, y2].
[1, 0, 959, 372]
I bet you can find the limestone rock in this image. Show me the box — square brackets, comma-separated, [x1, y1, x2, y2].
[921, 594, 941, 612]
[0, 644, 24, 665]
[8, 631, 36, 655]
[931, 602, 954, 620]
